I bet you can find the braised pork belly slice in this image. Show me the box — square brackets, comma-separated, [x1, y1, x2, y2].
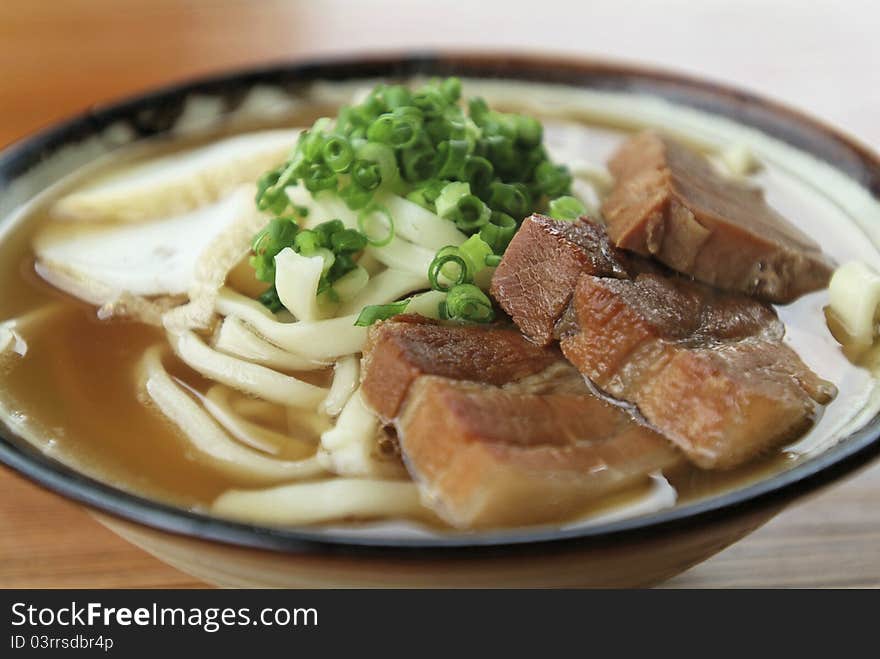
[601, 131, 834, 303]
[559, 273, 836, 469]
[398, 377, 680, 528]
[360, 317, 680, 528]
[361, 314, 560, 421]
[491, 215, 836, 470]
[489, 214, 633, 346]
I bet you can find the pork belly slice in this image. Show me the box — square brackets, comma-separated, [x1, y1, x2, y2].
[601, 131, 834, 303]
[489, 214, 632, 346]
[398, 377, 680, 528]
[360, 317, 679, 528]
[491, 215, 836, 469]
[558, 273, 837, 469]
[361, 314, 561, 421]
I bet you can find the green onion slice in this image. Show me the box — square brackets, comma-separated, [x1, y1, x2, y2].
[354, 298, 412, 326]
[357, 203, 395, 247]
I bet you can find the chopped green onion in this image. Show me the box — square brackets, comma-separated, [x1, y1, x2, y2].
[294, 230, 322, 256]
[535, 161, 573, 197]
[340, 183, 373, 210]
[488, 182, 529, 219]
[458, 234, 493, 275]
[514, 115, 543, 148]
[322, 136, 354, 173]
[357, 203, 395, 247]
[366, 114, 395, 144]
[258, 285, 284, 313]
[331, 228, 368, 253]
[463, 156, 494, 194]
[479, 211, 517, 254]
[435, 181, 471, 219]
[302, 162, 337, 193]
[436, 139, 470, 179]
[548, 195, 587, 221]
[252, 76, 574, 317]
[450, 194, 491, 232]
[383, 85, 412, 110]
[428, 246, 470, 292]
[354, 298, 412, 326]
[443, 284, 495, 323]
[356, 142, 399, 190]
[400, 143, 437, 182]
[351, 159, 382, 190]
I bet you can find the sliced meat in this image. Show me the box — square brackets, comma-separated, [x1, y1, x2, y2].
[360, 317, 680, 528]
[559, 273, 836, 469]
[399, 377, 680, 527]
[489, 214, 633, 346]
[361, 314, 560, 421]
[601, 131, 834, 303]
[491, 215, 836, 469]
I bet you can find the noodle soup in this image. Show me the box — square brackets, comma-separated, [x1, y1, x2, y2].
[0, 78, 878, 536]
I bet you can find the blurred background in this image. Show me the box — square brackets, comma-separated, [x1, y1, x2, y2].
[2, 0, 879, 147]
[1, 0, 878, 587]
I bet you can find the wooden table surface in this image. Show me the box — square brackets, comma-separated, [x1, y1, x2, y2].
[1, 0, 879, 588]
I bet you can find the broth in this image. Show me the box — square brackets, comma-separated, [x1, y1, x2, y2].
[1, 81, 878, 534]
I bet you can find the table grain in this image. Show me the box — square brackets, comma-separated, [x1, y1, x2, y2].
[1, 0, 879, 588]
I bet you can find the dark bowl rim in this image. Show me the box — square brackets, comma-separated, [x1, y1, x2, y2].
[1, 51, 879, 558]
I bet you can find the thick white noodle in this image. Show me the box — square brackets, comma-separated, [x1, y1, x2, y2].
[52, 129, 301, 223]
[216, 288, 444, 360]
[289, 185, 465, 249]
[213, 316, 327, 371]
[274, 247, 325, 322]
[338, 268, 427, 316]
[169, 330, 327, 408]
[139, 346, 325, 483]
[321, 356, 360, 417]
[203, 385, 315, 458]
[366, 238, 436, 278]
[216, 288, 366, 360]
[828, 260, 880, 347]
[329, 266, 369, 303]
[318, 389, 403, 478]
[373, 191, 467, 248]
[212, 478, 425, 525]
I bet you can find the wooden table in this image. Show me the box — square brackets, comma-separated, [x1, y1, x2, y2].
[1, 0, 879, 588]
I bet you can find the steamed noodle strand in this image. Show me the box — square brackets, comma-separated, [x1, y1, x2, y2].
[338, 268, 427, 316]
[213, 315, 327, 371]
[289, 185, 466, 249]
[212, 478, 427, 526]
[203, 385, 316, 458]
[319, 389, 405, 478]
[139, 346, 325, 483]
[168, 330, 327, 408]
[321, 356, 360, 417]
[215, 288, 444, 360]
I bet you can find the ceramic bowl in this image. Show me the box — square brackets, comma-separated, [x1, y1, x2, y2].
[2, 54, 879, 587]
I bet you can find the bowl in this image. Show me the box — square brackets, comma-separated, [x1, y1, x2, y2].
[2, 53, 880, 588]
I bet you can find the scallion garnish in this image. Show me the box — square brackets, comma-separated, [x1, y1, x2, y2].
[354, 298, 412, 326]
[548, 195, 587, 221]
[250, 76, 578, 323]
[441, 284, 495, 323]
